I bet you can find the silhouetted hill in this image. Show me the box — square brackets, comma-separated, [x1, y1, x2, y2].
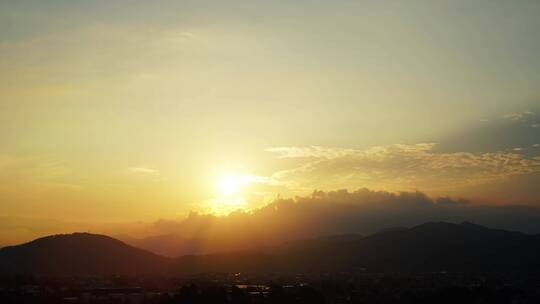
[119, 233, 283, 257]
[119, 234, 209, 257]
[344, 221, 540, 273]
[0, 233, 171, 275]
[173, 222, 540, 274]
[2, 223, 540, 276]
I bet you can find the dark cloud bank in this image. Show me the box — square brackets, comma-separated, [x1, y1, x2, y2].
[131, 189, 540, 256]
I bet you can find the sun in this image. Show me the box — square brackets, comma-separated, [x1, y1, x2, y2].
[217, 174, 246, 196]
[211, 173, 267, 214]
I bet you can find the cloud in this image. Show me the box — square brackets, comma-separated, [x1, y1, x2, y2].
[435, 197, 470, 205]
[266, 144, 540, 195]
[265, 146, 359, 159]
[503, 110, 535, 122]
[129, 167, 160, 175]
[438, 108, 540, 153]
[118, 188, 540, 256]
[4, 188, 540, 255]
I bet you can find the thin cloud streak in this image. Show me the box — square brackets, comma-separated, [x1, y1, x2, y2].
[503, 110, 535, 122]
[129, 167, 160, 175]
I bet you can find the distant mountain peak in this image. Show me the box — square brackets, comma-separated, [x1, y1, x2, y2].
[0, 232, 169, 275]
[411, 221, 489, 231]
[410, 221, 459, 230]
[460, 221, 488, 229]
[34, 232, 117, 241]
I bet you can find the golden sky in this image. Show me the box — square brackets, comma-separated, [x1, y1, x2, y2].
[1, 1, 540, 244]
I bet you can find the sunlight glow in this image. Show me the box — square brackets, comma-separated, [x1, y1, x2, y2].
[208, 197, 247, 215]
[210, 173, 270, 214]
[217, 174, 246, 196]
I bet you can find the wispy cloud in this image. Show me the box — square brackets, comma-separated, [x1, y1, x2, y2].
[503, 110, 535, 122]
[267, 144, 540, 194]
[266, 146, 360, 159]
[128, 167, 160, 175]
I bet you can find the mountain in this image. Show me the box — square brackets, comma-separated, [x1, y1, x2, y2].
[121, 233, 365, 258]
[2, 222, 540, 275]
[0, 233, 171, 275]
[340, 221, 540, 273]
[173, 222, 540, 274]
[119, 234, 210, 257]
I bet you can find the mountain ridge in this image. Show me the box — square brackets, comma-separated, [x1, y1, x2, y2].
[2, 222, 540, 275]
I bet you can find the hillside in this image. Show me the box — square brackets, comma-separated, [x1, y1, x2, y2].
[0, 233, 171, 275]
[2, 223, 540, 275]
[173, 222, 540, 274]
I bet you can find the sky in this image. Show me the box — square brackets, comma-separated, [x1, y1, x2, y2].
[1, 0, 540, 245]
